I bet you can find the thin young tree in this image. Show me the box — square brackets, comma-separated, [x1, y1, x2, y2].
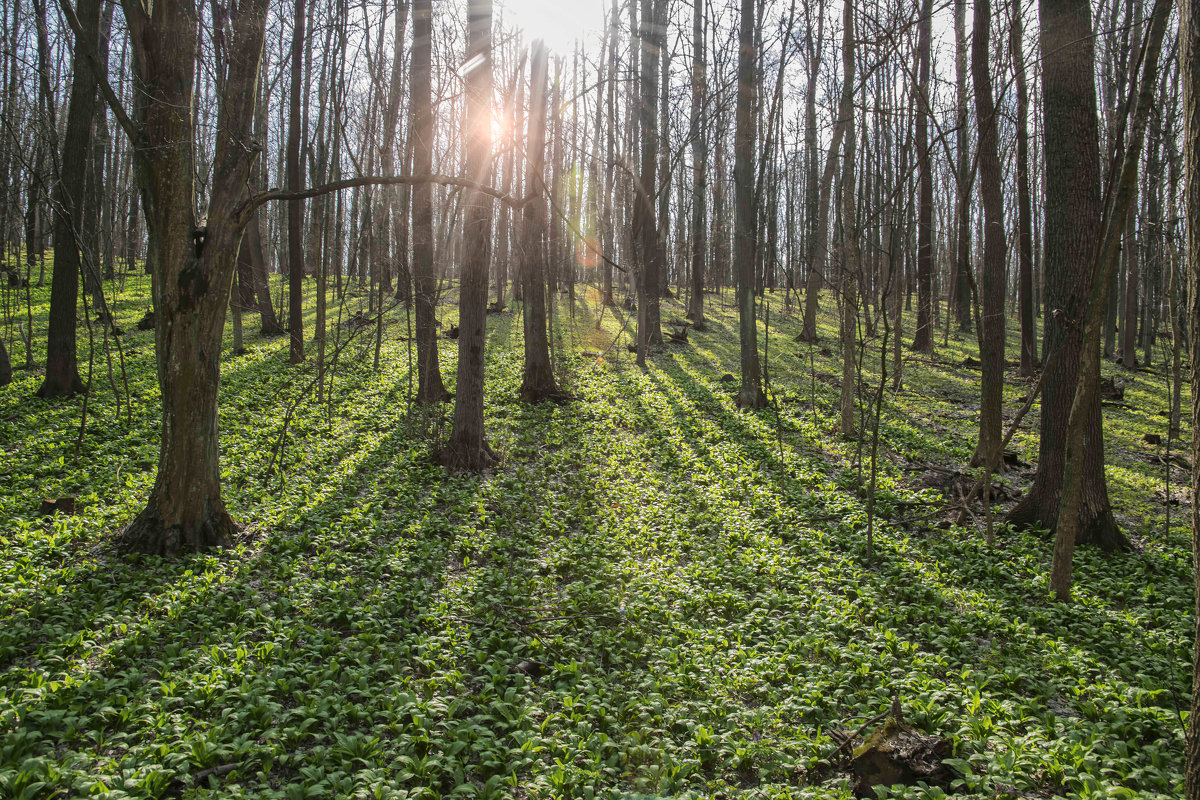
[1184, 0, 1200, 784]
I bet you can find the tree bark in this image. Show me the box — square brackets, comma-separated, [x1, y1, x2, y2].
[410, 0, 449, 402]
[1183, 0, 1200, 782]
[910, 0, 934, 353]
[38, 0, 103, 398]
[519, 42, 559, 403]
[734, 0, 765, 407]
[441, 0, 495, 470]
[286, 0, 307, 364]
[687, 0, 707, 328]
[117, 0, 270, 555]
[970, 0, 1007, 467]
[1006, 0, 1128, 553]
[1012, 0, 1038, 376]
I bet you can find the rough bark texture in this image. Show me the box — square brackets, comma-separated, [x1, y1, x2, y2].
[970, 0, 1007, 467]
[733, 0, 765, 408]
[441, 0, 495, 470]
[910, 0, 934, 353]
[38, 0, 102, 399]
[634, 0, 663, 362]
[118, 0, 270, 555]
[1184, 0, 1200, 782]
[837, 0, 858, 435]
[410, 0, 448, 403]
[1006, 0, 1126, 552]
[286, 0, 306, 364]
[1012, 0, 1038, 376]
[687, 0, 706, 328]
[519, 42, 559, 403]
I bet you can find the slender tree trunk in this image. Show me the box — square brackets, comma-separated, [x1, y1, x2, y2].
[442, 0, 495, 469]
[411, 0, 448, 402]
[910, 0, 934, 353]
[733, 0, 765, 407]
[519, 42, 559, 403]
[37, 0, 103, 398]
[688, 0, 707, 327]
[837, 0, 857, 435]
[286, 0, 307, 364]
[953, 0, 972, 332]
[970, 0, 1008, 467]
[1013, 0, 1038, 375]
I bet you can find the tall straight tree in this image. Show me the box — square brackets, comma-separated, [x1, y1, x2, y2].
[1184, 0, 1200, 783]
[1050, 0, 1170, 599]
[687, 0, 707, 329]
[910, 0, 934, 353]
[952, 0, 972, 331]
[441, 0, 495, 469]
[37, 0, 103, 398]
[286, 0, 306, 364]
[733, 0, 765, 408]
[1012, 0, 1038, 375]
[634, 0, 663, 365]
[519, 41, 559, 403]
[837, 0, 858, 435]
[410, 0, 449, 402]
[970, 0, 1007, 467]
[1006, 0, 1125, 551]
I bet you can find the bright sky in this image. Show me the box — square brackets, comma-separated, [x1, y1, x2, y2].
[498, 0, 607, 56]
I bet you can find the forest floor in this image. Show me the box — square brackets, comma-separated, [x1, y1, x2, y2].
[0, 270, 1192, 799]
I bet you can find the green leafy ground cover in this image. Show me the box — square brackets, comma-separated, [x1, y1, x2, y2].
[0, 274, 1192, 799]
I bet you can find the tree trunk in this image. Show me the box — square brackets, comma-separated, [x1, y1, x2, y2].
[837, 0, 857, 435]
[1012, 0, 1038, 375]
[519, 41, 559, 403]
[687, 0, 707, 328]
[441, 0, 495, 469]
[970, 0, 1007, 467]
[118, 0, 270, 554]
[1183, 0, 1200, 780]
[734, 0, 766, 407]
[285, 0, 307, 364]
[411, 0, 448, 402]
[1007, 0, 1128, 553]
[38, 0, 103, 398]
[910, 0, 934, 353]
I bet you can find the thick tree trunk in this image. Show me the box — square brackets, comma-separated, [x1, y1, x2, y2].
[441, 0, 495, 470]
[38, 0, 103, 399]
[519, 42, 559, 403]
[117, 0, 269, 555]
[1006, 0, 1127, 553]
[411, 0, 448, 403]
[1183, 0, 1200, 783]
[970, 0, 1007, 467]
